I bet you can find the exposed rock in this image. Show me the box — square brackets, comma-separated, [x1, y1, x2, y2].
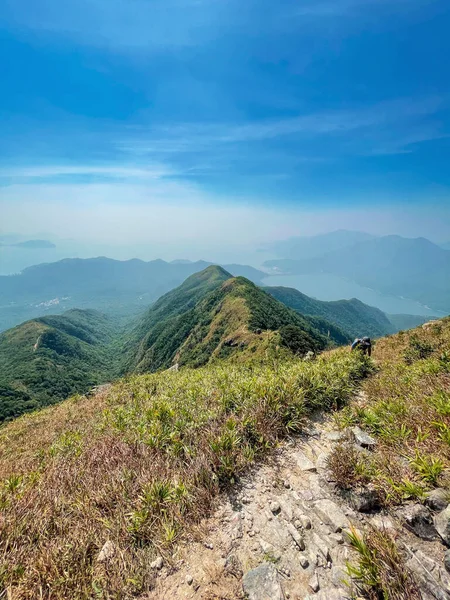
[270, 501, 281, 514]
[279, 499, 294, 521]
[325, 431, 344, 443]
[436, 506, 450, 546]
[406, 553, 450, 600]
[225, 554, 243, 577]
[295, 451, 317, 472]
[426, 489, 450, 512]
[313, 499, 349, 533]
[348, 485, 380, 512]
[230, 512, 243, 539]
[305, 590, 348, 600]
[444, 550, 450, 574]
[309, 572, 320, 593]
[287, 523, 305, 550]
[299, 555, 309, 569]
[400, 504, 437, 541]
[150, 556, 163, 570]
[352, 426, 376, 449]
[300, 515, 312, 530]
[370, 515, 396, 532]
[186, 574, 194, 585]
[331, 566, 347, 589]
[310, 532, 331, 564]
[316, 452, 330, 470]
[329, 533, 344, 545]
[242, 563, 284, 600]
[97, 540, 116, 563]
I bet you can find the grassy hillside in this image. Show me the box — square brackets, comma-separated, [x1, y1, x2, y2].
[330, 317, 450, 507]
[0, 309, 118, 422]
[127, 266, 350, 373]
[266, 285, 394, 338]
[0, 350, 370, 598]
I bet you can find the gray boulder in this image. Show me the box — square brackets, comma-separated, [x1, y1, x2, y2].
[242, 563, 284, 600]
[444, 550, 450, 574]
[352, 426, 376, 449]
[313, 499, 350, 533]
[436, 506, 450, 546]
[348, 485, 380, 512]
[400, 504, 437, 541]
[425, 489, 450, 512]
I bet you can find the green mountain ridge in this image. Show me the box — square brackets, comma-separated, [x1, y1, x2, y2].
[0, 309, 119, 422]
[0, 266, 351, 422]
[0, 265, 436, 425]
[265, 286, 396, 338]
[126, 265, 349, 373]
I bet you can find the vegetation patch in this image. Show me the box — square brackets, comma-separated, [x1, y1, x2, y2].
[0, 351, 370, 599]
[331, 318, 450, 506]
[346, 527, 421, 600]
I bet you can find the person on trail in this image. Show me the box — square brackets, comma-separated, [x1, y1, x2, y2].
[351, 336, 372, 357]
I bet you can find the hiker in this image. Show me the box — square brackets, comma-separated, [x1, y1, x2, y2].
[351, 336, 372, 357]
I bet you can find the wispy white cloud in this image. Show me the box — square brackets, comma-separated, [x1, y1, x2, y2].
[0, 164, 175, 182]
[118, 96, 446, 157]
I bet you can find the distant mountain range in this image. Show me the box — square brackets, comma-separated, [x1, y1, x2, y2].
[0, 239, 56, 249]
[265, 234, 450, 313]
[0, 257, 265, 332]
[263, 229, 375, 260]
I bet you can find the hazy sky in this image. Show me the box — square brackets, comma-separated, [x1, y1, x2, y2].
[1, 0, 450, 256]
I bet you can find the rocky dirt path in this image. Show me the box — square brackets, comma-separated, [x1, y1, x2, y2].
[145, 403, 450, 600]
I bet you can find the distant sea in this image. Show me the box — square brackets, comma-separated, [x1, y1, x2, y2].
[262, 273, 446, 317]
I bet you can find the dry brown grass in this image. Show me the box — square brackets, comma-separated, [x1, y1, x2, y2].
[0, 389, 110, 479]
[0, 352, 370, 598]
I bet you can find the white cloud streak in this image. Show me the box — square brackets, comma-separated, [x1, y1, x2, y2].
[117, 96, 446, 157]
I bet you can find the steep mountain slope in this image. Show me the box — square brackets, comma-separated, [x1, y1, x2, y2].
[0, 309, 118, 422]
[0, 339, 370, 599]
[127, 266, 349, 373]
[262, 229, 375, 260]
[0, 257, 266, 332]
[266, 286, 394, 338]
[264, 235, 450, 313]
[2, 315, 449, 599]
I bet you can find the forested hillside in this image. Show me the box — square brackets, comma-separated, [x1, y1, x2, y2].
[266, 286, 395, 338]
[126, 266, 349, 373]
[0, 309, 118, 422]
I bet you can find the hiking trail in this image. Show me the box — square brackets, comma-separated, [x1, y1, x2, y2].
[144, 393, 450, 600]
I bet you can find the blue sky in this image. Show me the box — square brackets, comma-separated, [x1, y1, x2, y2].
[1, 0, 450, 257]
